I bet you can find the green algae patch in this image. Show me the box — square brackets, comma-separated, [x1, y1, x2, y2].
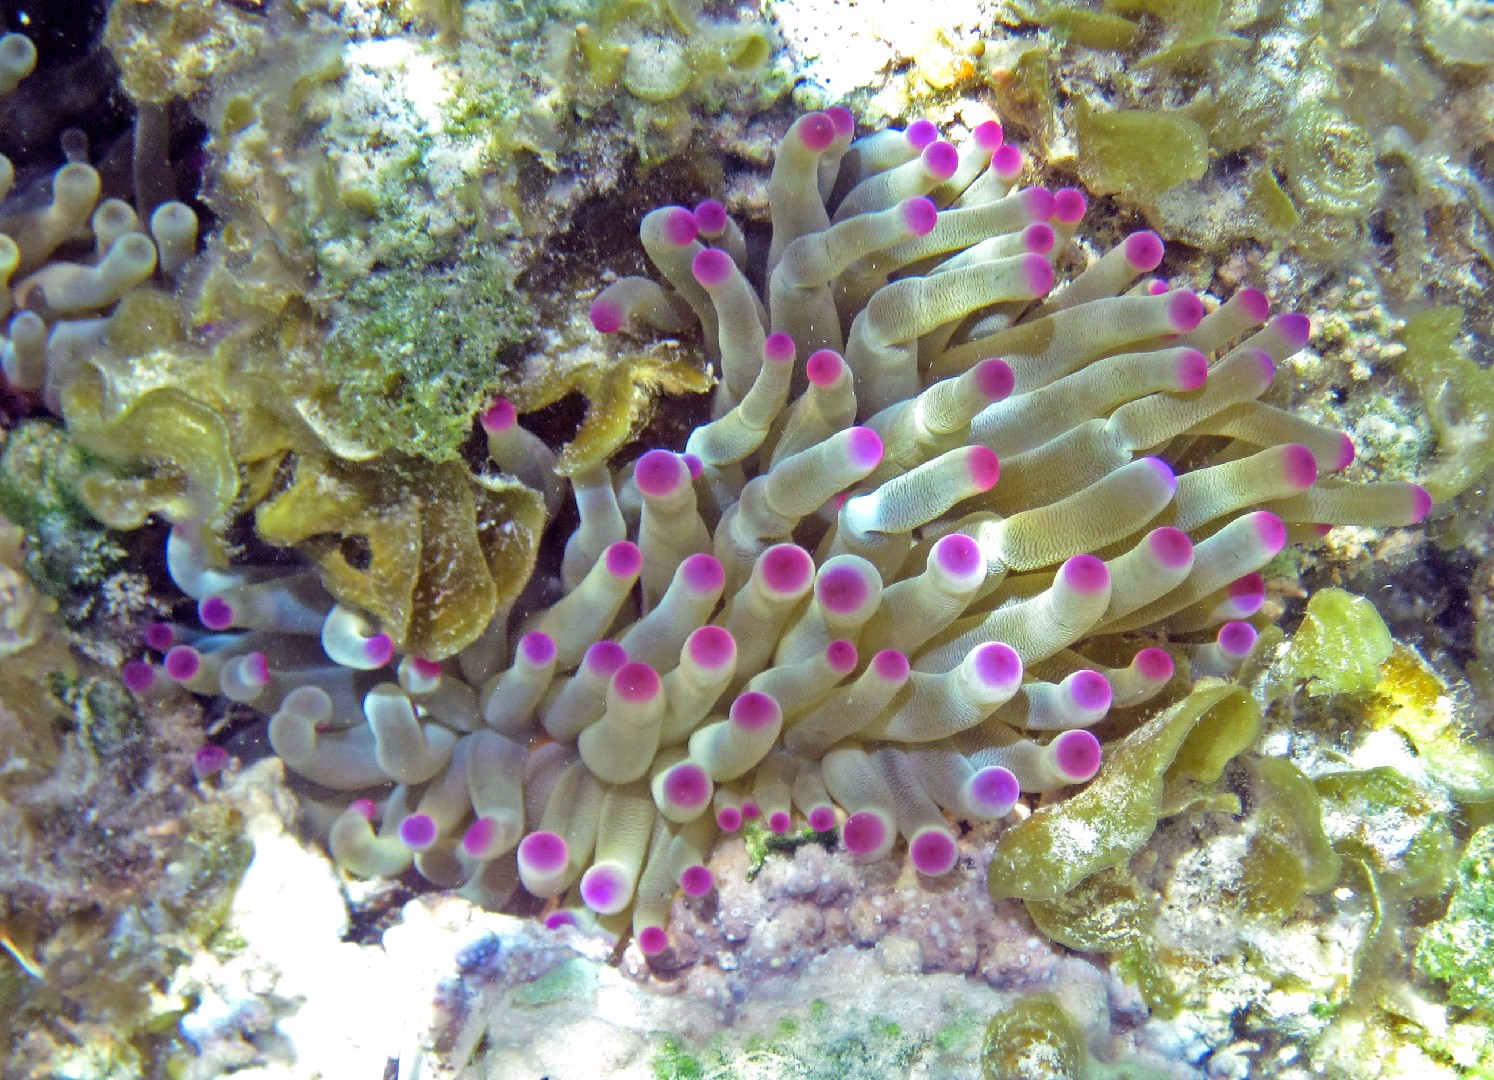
[981, 994, 1086, 1080]
[1415, 824, 1494, 1012]
[1237, 758, 1341, 916]
[1368, 645, 1494, 805]
[988, 681, 1257, 901]
[1283, 588, 1394, 696]
[1400, 305, 1494, 502]
[1038, 8, 1139, 50]
[1074, 99, 1208, 204]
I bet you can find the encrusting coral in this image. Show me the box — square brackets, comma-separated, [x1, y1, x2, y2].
[107, 105, 1429, 954]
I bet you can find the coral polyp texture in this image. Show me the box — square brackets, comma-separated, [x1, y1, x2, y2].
[133, 111, 1428, 951]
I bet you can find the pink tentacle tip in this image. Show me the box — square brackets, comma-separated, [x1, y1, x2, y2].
[826, 106, 856, 138]
[1252, 349, 1277, 386]
[1281, 444, 1319, 490]
[761, 544, 815, 594]
[1140, 455, 1177, 493]
[164, 645, 201, 682]
[349, 798, 378, 821]
[635, 449, 687, 499]
[544, 910, 580, 931]
[873, 649, 911, 682]
[613, 661, 661, 703]
[480, 396, 518, 432]
[364, 634, 395, 668]
[461, 817, 499, 858]
[1022, 186, 1055, 221]
[580, 864, 630, 914]
[1021, 252, 1055, 296]
[680, 864, 715, 897]
[122, 660, 157, 694]
[1147, 279, 1169, 296]
[974, 357, 1016, 402]
[519, 831, 569, 874]
[1411, 485, 1433, 524]
[243, 652, 271, 687]
[841, 810, 889, 857]
[584, 640, 629, 677]
[902, 196, 938, 237]
[1054, 730, 1102, 783]
[1123, 230, 1165, 272]
[934, 532, 983, 577]
[1134, 647, 1175, 683]
[717, 806, 743, 831]
[194, 745, 230, 780]
[764, 332, 796, 364]
[637, 926, 670, 955]
[806, 348, 845, 387]
[1333, 433, 1356, 472]
[742, 799, 761, 819]
[1148, 526, 1194, 570]
[682, 553, 726, 593]
[688, 625, 735, 668]
[682, 453, 704, 479]
[604, 540, 644, 578]
[520, 631, 558, 666]
[1275, 312, 1312, 350]
[910, 829, 958, 876]
[906, 118, 938, 149]
[798, 111, 837, 152]
[1167, 290, 1205, 332]
[973, 642, 1023, 689]
[661, 207, 698, 246]
[1236, 287, 1270, 322]
[992, 144, 1024, 178]
[973, 120, 1004, 150]
[731, 690, 781, 731]
[198, 595, 234, 631]
[923, 140, 960, 179]
[967, 446, 1001, 491]
[808, 806, 838, 832]
[1069, 670, 1112, 713]
[664, 762, 712, 809]
[1053, 187, 1087, 224]
[693, 199, 729, 234]
[826, 639, 859, 673]
[589, 298, 624, 334]
[1061, 553, 1110, 596]
[768, 811, 792, 833]
[144, 621, 175, 651]
[971, 766, 1020, 815]
[845, 426, 884, 470]
[1218, 620, 1258, 658]
[817, 564, 871, 613]
[691, 247, 735, 288]
[1252, 512, 1288, 555]
[1176, 350, 1209, 391]
[1024, 221, 1056, 255]
[399, 813, 438, 851]
[410, 656, 443, 680]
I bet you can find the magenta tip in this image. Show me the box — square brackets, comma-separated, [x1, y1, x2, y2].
[242, 651, 271, 687]
[1022, 186, 1055, 221]
[1252, 349, 1277, 386]
[1334, 433, 1356, 472]
[760, 544, 815, 595]
[193, 744, 230, 779]
[825, 639, 859, 674]
[902, 195, 938, 237]
[872, 649, 911, 682]
[519, 830, 569, 873]
[687, 625, 735, 669]
[681, 552, 726, 594]
[1275, 312, 1312, 350]
[973, 120, 1003, 149]
[682, 452, 704, 479]
[580, 863, 629, 914]
[693, 198, 728, 234]
[661, 206, 698, 246]
[1253, 511, 1288, 555]
[1167, 290, 1204, 333]
[349, 798, 378, 821]
[768, 810, 792, 833]
[1237, 287, 1270, 322]
[1281, 444, 1319, 490]
[923, 140, 960, 179]
[585, 640, 629, 676]
[1022, 252, 1055, 296]
[973, 641, 1023, 689]
[764, 332, 796, 364]
[910, 829, 958, 876]
[1069, 669, 1112, 712]
[967, 446, 1001, 491]
[364, 634, 395, 668]
[1053, 187, 1086, 223]
[635, 449, 687, 499]
[906, 118, 938, 148]
[480, 397, 518, 432]
[1135, 647, 1175, 682]
[731, 690, 781, 731]
[638, 926, 670, 955]
[164, 645, 201, 682]
[717, 806, 743, 831]
[1218, 620, 1258, 658]
[1024, 221, 1056, 255]
[663, 762, 712, 809]
[841, 810, 888, 857]
[1123, 230, 1164, 272]
[1411, 484, 1433, 524]
[680, 864, 715, 897]
[612, 661, 661, 703]
[1053, 730, 1102, 782]
[1061, 553, 1110, 596]
[1147, 278, 1169, 296]
[740, 799, 759, 820]
[520, 631, 557, 666]
[798, 111, 836, 152]
[691, 247, 734, 288]
[198, 595, 234, 631]
[806, 349, 844, 387]
[399, 813, 438, 851]
[461, 816, 499, 858]
[993, 144, 1024, 178]
[971, 766, 1020, 815]
[816, 563, 871, 614]
[808, 806, 837, 832]
[1176, 349, 1209, 392]
[604, 540, 643, 578]
[934, 532, 983, 577]
[1140, 455, 1178, 494]
[826, 105, 855, 138]
[409, 656, 443, 680]
[122, 659, 157, 693]
[845, 426, 884, 470]
[1148, 526, 1194, 571]
[144, 621, 175, 651]
[544, 910, 581, 931]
